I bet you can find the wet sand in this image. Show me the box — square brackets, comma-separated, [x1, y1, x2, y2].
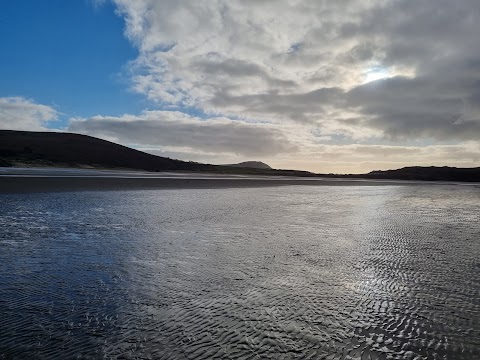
[1, 186, 479, 358]
[0, 167, 419, 192]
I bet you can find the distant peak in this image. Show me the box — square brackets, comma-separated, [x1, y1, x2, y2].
[224, 161, 272, 170]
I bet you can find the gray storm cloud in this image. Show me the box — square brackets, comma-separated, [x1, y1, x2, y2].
[345, 76, 480, 141]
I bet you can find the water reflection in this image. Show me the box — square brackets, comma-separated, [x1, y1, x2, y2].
[0, 186, 479, 359]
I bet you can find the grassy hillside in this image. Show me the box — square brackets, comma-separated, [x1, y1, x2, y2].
[0, 130, 312, 176]
[0, 130, 215, 171]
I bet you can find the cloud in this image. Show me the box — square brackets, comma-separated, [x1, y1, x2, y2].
[0, 97, 58, 131]
[345, 75, 480, 141]
[69, 110, 297, 157]
[111, 0, 480, 143]
[112, 0, 385, 110]
[269, 142, 480, 174]
[141, 147, 251, 165]
[88, 0, 108, 10]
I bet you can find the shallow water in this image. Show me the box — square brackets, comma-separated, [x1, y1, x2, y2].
[0, 185, 479, 359]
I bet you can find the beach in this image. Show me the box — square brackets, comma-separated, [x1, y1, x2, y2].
[0, 167, 446, 193]
[1, 184, 479, 358]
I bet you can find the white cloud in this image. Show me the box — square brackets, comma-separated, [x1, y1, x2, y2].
[0, 97, 58, 131]
[113, 1, 381, 106]
[111, 0, 480, 143]
[68, 110, 297, 157]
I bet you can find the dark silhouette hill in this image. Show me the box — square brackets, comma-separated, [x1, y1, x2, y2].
[0, 130, 301, 176]
[365, 166, 480, 182]
[224, 161, 272, 170]
[0, 130, 216, 172]
[1, 130, 479, 181]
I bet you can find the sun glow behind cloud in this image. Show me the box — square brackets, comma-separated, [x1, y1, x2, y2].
[363, 67, 391, 83]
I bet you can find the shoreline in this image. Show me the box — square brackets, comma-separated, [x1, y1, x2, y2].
[1, 167, 476, 193]
[0, 176, 409, 193]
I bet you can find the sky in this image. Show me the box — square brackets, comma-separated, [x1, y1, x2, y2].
[1, 0, 480, 173]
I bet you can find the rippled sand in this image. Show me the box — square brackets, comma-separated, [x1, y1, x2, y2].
[0, 186, 479, 359]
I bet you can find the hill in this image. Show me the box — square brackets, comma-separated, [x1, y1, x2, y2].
[366, 166, 480, 182]
[1, 130, 479, 182]
[0, 130, 307, 176]
[224, 161, 272, 170]
[0, 130, 216, 172]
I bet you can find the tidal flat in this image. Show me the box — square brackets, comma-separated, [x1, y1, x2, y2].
[0, 185, 479, 359]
